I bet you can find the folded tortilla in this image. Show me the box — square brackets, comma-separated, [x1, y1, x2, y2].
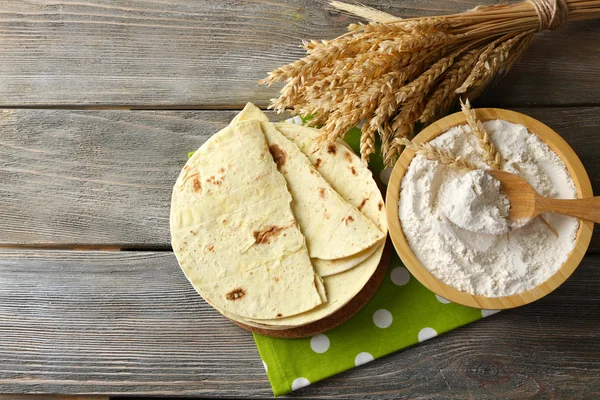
[311, 244, 379, 277]
[240, 243, 385, 327]
[170, 120, 324, 320]
[233, 105, 385, 262]
[274, 122, 388, 235]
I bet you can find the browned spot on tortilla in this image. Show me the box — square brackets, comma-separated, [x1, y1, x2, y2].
[208, 245, 215, 252]
[327, 144, 337, 155]
[274, 277, 280, 283]
[344, 151, 353, 162]
[277, 313, 283, 318]
[319, 187, 327, 199]
[324, 212, 331, 219]
[254, 225, 287, 244]
[350, 166, 357, 175]
[192, 177, 202, 192]
[219, 167, 225, 173]
[358, 197, 368, 211]
[315, 158, 323, 167]
[309, 169, 316, 175]
[189, 229, 196, 235]
[269, 144, 287, 170]
[226, 288, 246, 301]
[206, 175, 223, 186]
[378, 201, 384, 211]
[344, 215, 355, 225]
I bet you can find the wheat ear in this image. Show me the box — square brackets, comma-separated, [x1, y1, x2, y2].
[460, 99, 502, 169]
[397, 137, 478, 171]
[329, 1, 399, 23]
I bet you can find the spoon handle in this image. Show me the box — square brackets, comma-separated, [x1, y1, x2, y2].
[536, 196, 600, 223]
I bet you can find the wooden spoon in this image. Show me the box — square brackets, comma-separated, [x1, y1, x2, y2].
[487, 170, 600, 228]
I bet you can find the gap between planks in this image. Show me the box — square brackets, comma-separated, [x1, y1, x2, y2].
[0, 103, 599, 111]
[0, 397, 109, 400]
[0, 244, 172, 252]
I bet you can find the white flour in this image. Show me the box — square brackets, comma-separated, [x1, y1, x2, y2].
[399, 120, 579, 297]
[442, 170, 510, 235]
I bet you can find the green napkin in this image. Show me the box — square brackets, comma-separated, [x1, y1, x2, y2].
[252, 120, 499, 396]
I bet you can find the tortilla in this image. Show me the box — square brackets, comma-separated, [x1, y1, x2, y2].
[262, 122, 384, 260]
[213, 105, 389, 327]
[224, 104, 389, 326]
[231, 103, 269, 124]
[274, 122, 388, 234]
[234, 105, 385, 261]
[311, 244, 379, 277]
[170, 120, 324, 320]
[244, 243, 385, 326]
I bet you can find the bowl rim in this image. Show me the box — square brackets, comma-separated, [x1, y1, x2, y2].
[385, 108, 594, 309]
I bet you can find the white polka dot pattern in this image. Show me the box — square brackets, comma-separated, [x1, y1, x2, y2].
[481, 309, 500, 318]
[373, 309, 393, 328]
[390, 267, 410, 286]
[355, 352, 374, 366]
[435, 294, 451, 304]
[291, 377, 311, 391]
[310, 334, 330, 353]
[418, 327, 438, 342]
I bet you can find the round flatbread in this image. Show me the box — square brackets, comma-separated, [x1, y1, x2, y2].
[172, 103, 389, 329]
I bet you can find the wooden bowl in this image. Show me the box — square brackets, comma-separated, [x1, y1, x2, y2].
[386, 108, 593, 309]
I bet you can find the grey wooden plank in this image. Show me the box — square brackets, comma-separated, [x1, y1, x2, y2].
[0, 109, 280, 247]
[0, 249, 597, 398]
[0, 107, 598, 251]
[0, 1, 598, 107]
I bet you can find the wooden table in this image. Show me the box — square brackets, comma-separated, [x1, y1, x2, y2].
[0, 1, 598, 398]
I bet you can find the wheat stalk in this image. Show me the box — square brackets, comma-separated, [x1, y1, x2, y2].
[261, 0, 600, 166]
[328, 1, 400, 23]
[396, 137, 478, 171]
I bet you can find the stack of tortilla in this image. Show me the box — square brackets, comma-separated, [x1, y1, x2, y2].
[170, 103, 388, 330]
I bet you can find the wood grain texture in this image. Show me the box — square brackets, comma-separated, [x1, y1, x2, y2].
[0, 107, 598, 251]
[0, 1, 598, 107]
[0, 249, 597, 398]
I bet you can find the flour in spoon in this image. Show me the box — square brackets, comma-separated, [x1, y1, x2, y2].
[399, 120, 579, 297]
[442, 170, 510, 235]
